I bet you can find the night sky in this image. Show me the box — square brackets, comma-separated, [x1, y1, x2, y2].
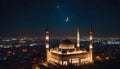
[1, 0, 120, 38]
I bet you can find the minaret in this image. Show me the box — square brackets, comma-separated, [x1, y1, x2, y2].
[89, 25, 93, 62]
[77, 27, 80, 48]
[45, 24, 49, 61]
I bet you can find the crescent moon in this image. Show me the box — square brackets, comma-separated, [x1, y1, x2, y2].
[65, 17, 69, 22]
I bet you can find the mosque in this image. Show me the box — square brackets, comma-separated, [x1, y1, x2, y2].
[45, 25, 93, 66]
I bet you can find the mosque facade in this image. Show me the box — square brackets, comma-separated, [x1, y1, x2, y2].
[45, 25, 93, 66]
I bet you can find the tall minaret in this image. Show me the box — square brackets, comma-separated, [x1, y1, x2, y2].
[89, 25, 93, 62]
[45, 24, 49, 61]
[77, 27, 80, 48]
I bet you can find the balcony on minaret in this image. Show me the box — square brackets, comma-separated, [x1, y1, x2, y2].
[90, 37, 92, 40]
[46, 36, 49, 40]
[46, 44, 49, 48]
[90, 45, 93, 49]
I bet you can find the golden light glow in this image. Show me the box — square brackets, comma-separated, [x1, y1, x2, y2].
[105, 56, 109, 60]
[59, 43, 75, 49]
[81, 57, 91, 64]
[96, 56, 102, 61]
[22, 49, 27, 52]
[60, 61, 62, 65]
[45, 30, 49, 49]
[63, 61, 67, 65]
[46, 36, 49, 40]
[67, 51, 87, 54]
[32, 64, 40, 69]
[35, 66, 40, 69]
[8, 51, 11, 54]
[49, 58, 59, 63]
[90, 45, 93, 49]
[77, 27, 80, 47]
[51, 50, 87, 55]
[89, 30, 93, 50]
[46, 44, 49, 48]
[90, 36, 92, 40]
[71, 58, 79, 63]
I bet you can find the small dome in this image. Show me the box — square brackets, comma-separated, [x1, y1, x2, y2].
[59, 39, 75, 49]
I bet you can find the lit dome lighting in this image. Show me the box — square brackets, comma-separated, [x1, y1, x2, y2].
[59, 39, 75, 49]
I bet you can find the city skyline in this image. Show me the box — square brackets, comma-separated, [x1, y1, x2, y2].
[1, 0, 120, 38]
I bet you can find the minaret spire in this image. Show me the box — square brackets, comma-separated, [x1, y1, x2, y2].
[89, 24, 93, 62]
[45, 24, 49, 49]
[89, 24, 93, 49]
[77, 27, 80, 48]
[45, 24, 49, 61]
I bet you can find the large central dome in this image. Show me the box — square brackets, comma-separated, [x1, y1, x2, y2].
[59, 39, 75, 49]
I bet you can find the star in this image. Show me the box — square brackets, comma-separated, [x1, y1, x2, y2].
[56, 5, 59, 8]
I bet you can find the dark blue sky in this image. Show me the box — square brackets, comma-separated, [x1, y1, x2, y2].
[1, 0, 120, 37]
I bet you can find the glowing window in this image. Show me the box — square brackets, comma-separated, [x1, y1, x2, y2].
[72, 58, 79, 64]
[63, 61, 67, 65]
[60, 61, 62, 65]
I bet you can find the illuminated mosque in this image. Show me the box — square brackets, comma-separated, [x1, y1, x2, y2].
[45, 25, 93, 66]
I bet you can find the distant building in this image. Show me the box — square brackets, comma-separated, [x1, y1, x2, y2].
[45, 25, 93, 66]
